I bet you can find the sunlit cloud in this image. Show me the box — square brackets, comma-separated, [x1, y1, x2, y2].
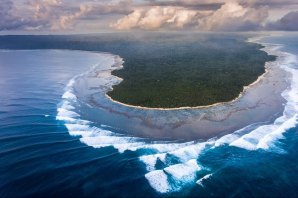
[0, 0, 298, 32]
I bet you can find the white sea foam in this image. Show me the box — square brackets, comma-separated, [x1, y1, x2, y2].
[57, 41, 298, 194]
[145, 170, 170, 193]
[169, 142, 210, 162]
[145, 159, 201, 193]
[229, 50, 298, 151]
[62, 91, 77, 100]
[164, 159, 201, 181]
[56, 53, 211, 192]
[257, 115, 297, 150]
[196, 174, 212, 187]
[139, 153, 167, 171]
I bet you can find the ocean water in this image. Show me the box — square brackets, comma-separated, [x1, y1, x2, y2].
[0, 35, 298, 197]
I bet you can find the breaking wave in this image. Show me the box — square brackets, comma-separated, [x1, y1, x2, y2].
[56, 40, 298, 194]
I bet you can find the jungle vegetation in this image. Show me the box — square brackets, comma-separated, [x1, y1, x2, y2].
[0, 33, 275, 108]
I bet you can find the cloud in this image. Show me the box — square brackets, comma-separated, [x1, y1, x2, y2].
[0, 0, 38, 30]
[110, 9, 143, 30]
[86, 0, 133, 16]
[145, 0, 298, 9]
[51, 4, 93, 30]
[266, 11, 298, 31]
[0, 0, 297, 32]
[110, 6, 205, 30]
[143, 0, 223, 10]
[198, 2, 269, 31]
[0, 0, 134, 31]
[111, 2, 268, 31]
[239, 0, 298, 8]
[28, 0, 106, 30]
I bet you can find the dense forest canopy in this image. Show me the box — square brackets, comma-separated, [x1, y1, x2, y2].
[0, 33, 275, 108]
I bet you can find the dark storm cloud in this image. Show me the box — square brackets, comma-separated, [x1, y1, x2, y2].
[143, 0, 223, 10]
[241, 0, 298, 8]
[267, 11, 298, 31]
[0, 0, 43, 30]
[144, 0, 298, 10]
[79, 0, 134, 20]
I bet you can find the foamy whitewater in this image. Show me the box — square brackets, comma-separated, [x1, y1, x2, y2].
[56, 37, 298, 194]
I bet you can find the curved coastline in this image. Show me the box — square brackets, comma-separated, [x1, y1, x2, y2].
[53, 35, 298, 193]
[1, 36, 298, 197]
[105, 36, 275, 111]
[56, 34, 293, 141]
[105, 60, 270, 111]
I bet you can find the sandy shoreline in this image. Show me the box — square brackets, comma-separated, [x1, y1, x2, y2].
[105, 37, 273, 111]
[77, 35, 291, 141]
[105, 59, 270, 111]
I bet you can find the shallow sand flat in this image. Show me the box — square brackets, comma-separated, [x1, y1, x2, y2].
[75, 40, 290, 141]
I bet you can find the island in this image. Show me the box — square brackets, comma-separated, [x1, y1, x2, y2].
[0, 32, 275, 108]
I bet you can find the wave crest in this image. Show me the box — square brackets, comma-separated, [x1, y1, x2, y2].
[56, 39, 298, 194]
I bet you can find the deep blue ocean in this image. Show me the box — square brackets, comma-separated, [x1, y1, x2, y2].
[0, 35, 298, 198]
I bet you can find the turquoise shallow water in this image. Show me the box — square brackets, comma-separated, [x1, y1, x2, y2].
[0, 35, 298, 197]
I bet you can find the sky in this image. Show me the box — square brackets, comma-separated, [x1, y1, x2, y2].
[1, 0, 298, 34]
